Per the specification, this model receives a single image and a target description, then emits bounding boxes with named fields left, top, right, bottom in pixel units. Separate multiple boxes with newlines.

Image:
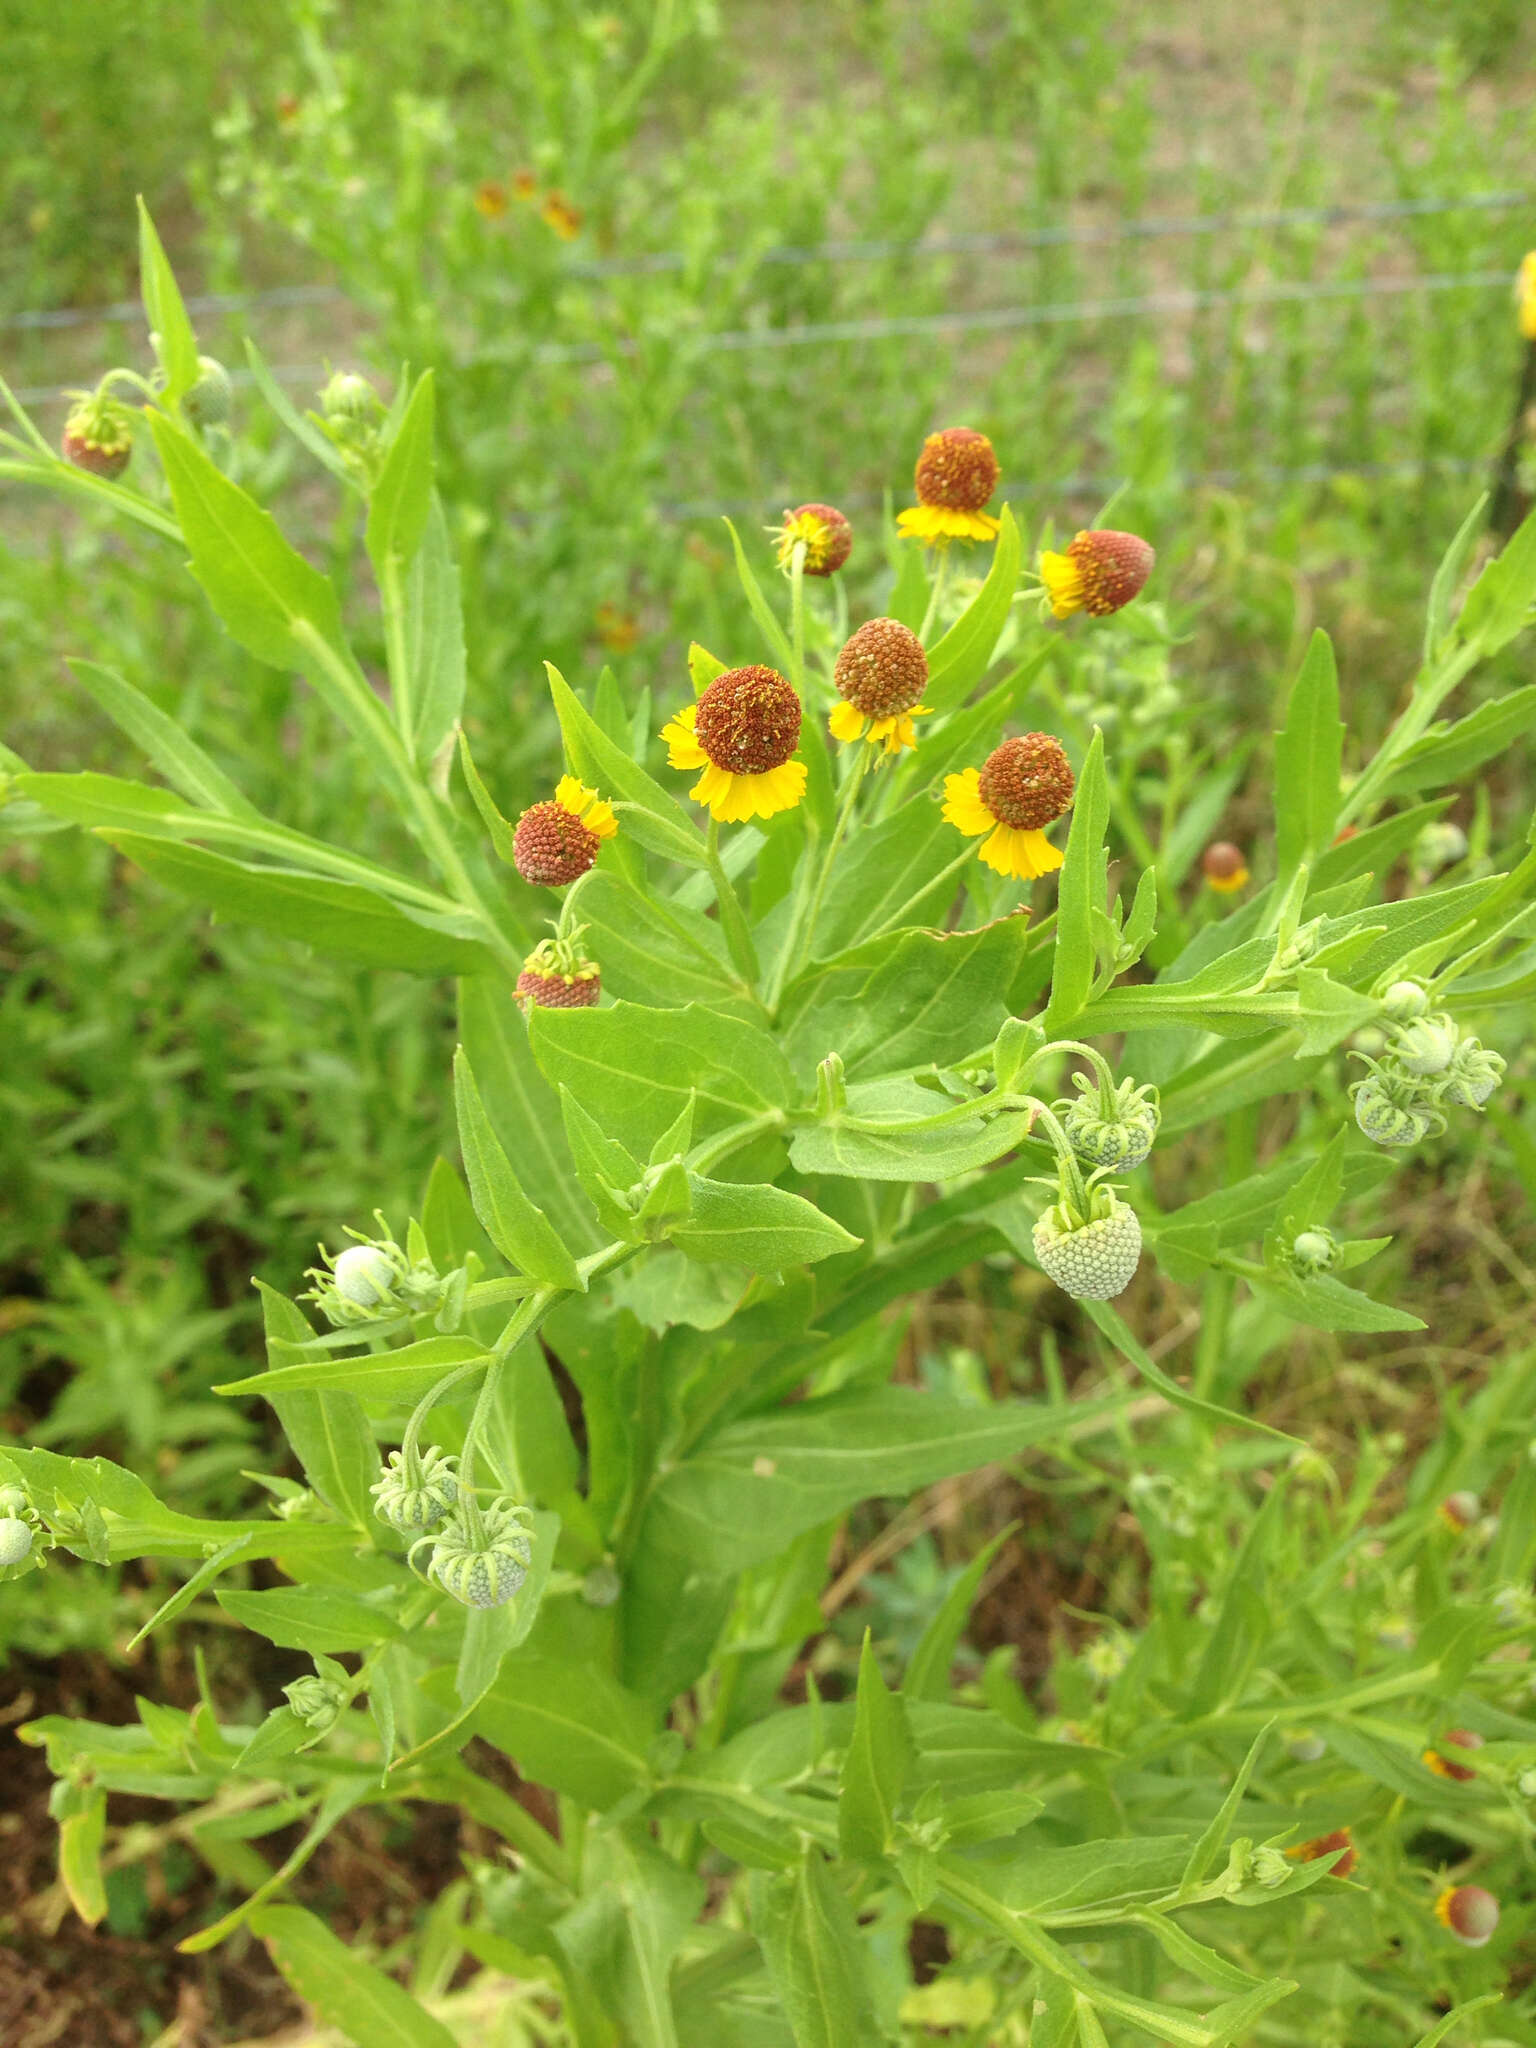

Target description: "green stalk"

left=918, top=545, right=952, bottom=643
left=770, top=746, right=870, bottom=1003
left=704, top=817, right=761, bottom=984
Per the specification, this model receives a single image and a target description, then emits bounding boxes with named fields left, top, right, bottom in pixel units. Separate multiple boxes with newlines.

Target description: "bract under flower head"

left=773, top=502, right=853, bottom=576
left=512, top=775, right=617, bottom=887
left=830, top=618, right=931, bottom=754
left=943, top=734, right=1074, bottom=879
left=1201, top=840, right=1250, bottom=892
left=1040, top=529, right=1155, bottom=619
left=371, top=1445, right=460, bottom=1532
left=897, top=427, right=1001, bottom=544
left=421, top=1497, right=536, bottom=1609
left=662, top=665, right=807, bottom=823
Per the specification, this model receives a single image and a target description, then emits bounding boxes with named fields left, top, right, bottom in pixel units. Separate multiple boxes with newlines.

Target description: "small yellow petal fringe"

left=941, top=769, right=994, bottom=836
left=1039, top=549, right=1086, bottom=619
left=829, top=700, right=929, bottom=755
left=661, top=704, right=709, bottom=770
left=896, top=503, right=1000, bottom=545
left=942, top=768, right=1062, bottom=879
left=555, top=773, right=618, bottom=840
left=1206, top=864, right=1250, bottom=894
left=689, top=758, right=807, bottom=824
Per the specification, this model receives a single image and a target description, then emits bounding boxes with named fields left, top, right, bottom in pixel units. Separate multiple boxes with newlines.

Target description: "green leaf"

left=217, top=1335, right=491, bottom=1403
left=137, top=199, right=201, bottom=402
left=577, top=870, right=748, bottom=1012
left=67, top=660, right=261, bottom=819
left=244, top=336, right=354, bottom=483
left=528, top=1000, right=795, bottom=1159
left=923, top=505, right=1024, bottom=710
left=453, top=1049, right=583, bottom=1290
left=546, top=662, right=704, bottom=865
left=257, top=1281, right=378, bottom=1528
left=1424, top=496, right=1489, bottom=661
left=723, top=520, right=795, bottom=673
left=560, top=1088, right=644, bottom=1240
left=887, top=540, right=930, bottom=631
left=146, top=414, right=350, bottom=673
left=1409, top=1996, right=1502, bottom=2048
left=1244, top=1269, right=1425, bottom=1334
left=688, top=641, right=728, bottom=693
left=253, top=1904, right=457, bottom=2048
left=458, top=978, right=601, bottom=1256
left=99, top=833, right=495, bottom=975
left=404, top=496, right=468, bottom=763
left=579, top=1833, right=706, bottom=2048
left=638, top=1384, right=1121, bottom=1576
left=750, top=1856, right=886, bottom=2048
left=1178, top=1724, right=1272, bottom=1893
left=473, top=1655, right=655, bottom=1808
left=807, top=796, right=958, bottom=956
left=906, top=1522, right=1019, bottom=1702
left=790, top=1101, right=1031, bottom=1181
left=671, top=1175, right=860, bottom=1270
left=1459, top=502, right=1536, bottom=655
left=59, top=1787, right=108, bottom=1926
left=1274, top=630, right=1343, bottom=879
left=1381, top=685, right=1536, bottom=796
left=366, top=370, right=435, bottom=580
left=1044, top=729, right=1110, bottom=1031
left=838, top=1632, right=915, bottom=1859
left=456, top=730, right=519, bottom=865
left=218, top=1585, right=403, bottom=1653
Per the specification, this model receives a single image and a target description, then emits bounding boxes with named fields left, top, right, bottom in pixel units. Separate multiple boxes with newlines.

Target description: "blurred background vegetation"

left=1, top=0, right=1533, bottom=1656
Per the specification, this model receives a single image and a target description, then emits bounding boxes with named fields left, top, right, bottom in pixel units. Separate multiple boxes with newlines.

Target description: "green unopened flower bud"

left=284, top=1674, right=347, bottom=1731
left=371, top=1445, right=459, bottom=1533
left=0, top=1517, right=34, bottom=1566
left=1285, top=1730, right=1327, bottom=1763
left=274, top=1489, right=328, bottom=1522
left=1033, top=1182, right=1142, bottom=1300
left=421, top=1497, right=534, bottom=1608
left=1084, top=1637, right=1127, bottom=1684
left=1288, top=1227, right=1338, bottom=1276
left=184, top=355, right=233, bottom=427
left=1060, top=1072, right=1161, bottom=1171
left=1390, top=1013, right=1459, bottom=1077
left=1381, top=979, right=1429, bottom=1023
left=1439, top=1036, right=1504, bottom=1110
left=306, top=1227, right=447, bottom=1328
left=333, top=1244, right=397, bottom=1307
left=1517, top=1766, right=1536, bottom=1800
left=581, top=1563, right=622, bottom=1607
left=320, top=370, right=383, bottom=423
left=1352, top=1071, right=1443, bottom=1148
left=1276, top=917, right=1324, bottom=972
left=0, top=1485, right=29, bottom=1517
left=1251, top=1846, right=1292, bottom=1888
left=1412, top=819, right=1467, bottom=880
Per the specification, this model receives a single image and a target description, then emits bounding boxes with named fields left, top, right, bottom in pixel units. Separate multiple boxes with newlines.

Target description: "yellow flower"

left=1517, top=252, right=1536, bottom=341
left=1200, top=841, right=1249, bottom=893
left=896, top=427, right=1001, bottom=546
left=540, top=190, right=583, bottom=241
left=942, top=734, right=1075, bottom=879
left=830, top=617, right=930, bottom=755
left=555, top=774, right=617, bottom=839
left=474, top=180, right=510, bottom=220
left=662, top=667, right=807, bottom=824
left=1039, top=529, right=1156, bottom=619
left=512, top=777, right=617, bottom=887
left=771, top=502, right=853, bottom=576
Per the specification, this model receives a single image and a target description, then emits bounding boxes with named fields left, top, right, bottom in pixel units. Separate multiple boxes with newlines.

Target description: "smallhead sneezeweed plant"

left=2, top=209, right=1535, bottom=2048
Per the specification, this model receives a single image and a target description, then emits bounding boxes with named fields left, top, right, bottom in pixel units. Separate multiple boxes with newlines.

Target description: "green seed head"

left=1060, top=1072, right=1160, bottom=1171
left=0, top=1517, right=34, bottom=1566
left=1033, top=1184, right=1142, bottom=1300
left=371, top=1446, right=460, bottom=1533
left=424, top=1498, right=535, bottom=1609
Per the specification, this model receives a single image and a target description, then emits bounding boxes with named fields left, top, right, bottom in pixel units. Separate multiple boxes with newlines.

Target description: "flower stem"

left=918, top=546, right=952, bottom=644
left=782, top=745, right=871, bottom=989
left=789, top=539, right=808, bottom=692
left=705, top=817, right=761, bottom=984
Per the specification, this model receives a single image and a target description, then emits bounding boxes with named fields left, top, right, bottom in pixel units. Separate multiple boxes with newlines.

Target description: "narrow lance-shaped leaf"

left=253, top=1904, right=457, bottom=2048
left=1044, top=727, right=1109, bottom=1032
left=137, top=198, right=201, bottom=402
left=67, top=660, right=262, bottom=820
left=366, top=369, right=436, bottom=582
left=838, top=1631, right=915, bottom=1860
left=1274, top=629, right=1343, bottom=879
left=453, top=1047, right=584, bottom=1291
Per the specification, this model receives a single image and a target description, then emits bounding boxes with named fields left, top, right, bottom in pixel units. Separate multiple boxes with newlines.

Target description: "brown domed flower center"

left=914, top=428, right=1000, bottom=512
left=1066, top=529, right=1155, bottom=615
left=977, top=734, right=1075, bottom=830
left=512, top=801, right=600, bottom=886
left=693, top=665, right=802, bottom=773
left=833, top=617, right=929, bottom=718
left=779, top=502, right=853, bottom=576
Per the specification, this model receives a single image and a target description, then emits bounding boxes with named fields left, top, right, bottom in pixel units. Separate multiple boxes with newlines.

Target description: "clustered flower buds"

left=1033, top=1176, right=1142, bottom=1300
left=1350, top=1007, right=1505, bottom=1152
left=61, top=390, right=135, bottom=479
left=284, top=1673, right=347, bottom=1732
left=417, top=1496, right=535, bottom=1609
left=1059, top=1071, right=1161, bottom=1172
left=516, top=932, right=602, bottom=1010
left=305, top=1225, right=450, bottom=1327
left=371, top=1445, right=460, bottom=1532
left=315, top=370, right=387, bottom=481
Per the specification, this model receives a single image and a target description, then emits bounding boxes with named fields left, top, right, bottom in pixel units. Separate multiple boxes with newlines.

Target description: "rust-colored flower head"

left=474, top=179, right=510, bottom=219
left=512, top=775, right=617, bottom=887
left=1287, top=1828, right=1357, bottom=1879
left=540, top=190, right=583, bottom=240
left=898, top=428, right=1001, bottom=545
left=1436, top=1884, right=1500, bottom=1947
left=1440, top=1490, right=1481, bottom=1533
left=773, top=502, right=853, bottom=577
left=943, top=734, right=1075, bottom=879
left=662, top=665, right=806, bottom=824
left=1202, top=840, right=1250, bottom=893
left=512, top=168, right=539, bottom=202
left=516, top=932, right=601, bottom=1010
left=61, top=391, right=134, bottom=479
left=1040, top=529, right=1156, bottom=619
left=1424, top=1729, right=1484, bottom=1782
left=830, top=618, right=930, bottom=755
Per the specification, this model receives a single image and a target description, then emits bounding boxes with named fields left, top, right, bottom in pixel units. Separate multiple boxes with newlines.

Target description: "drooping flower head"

left=1201, top=841, right=1250, bottom=893
left=512, top=775, right=617, bottom=887
left=943, top=733, right=1074, bottom=879
left=896, top=427, right=1001, bottom=545
left=773, top=502, right=853, bottom=577
left=1287, top=1828, right=1357, bottom=1879
left=61, top=390, right=135, bottom=479
left=1040, top=529, right=1155, bottom=619
left=1436, top=1884, right=1500, bottom=1947
left=418, top=1497, right=536, bottom=1609
left=1440, top=1490, right=1481, bottom=1533
left=661, top=664, right=807, bottom=823
left=372, top=1445, right=460, bottom=1533
left=830, top=618, right=930, bottom=754
left=1033, top=1181, right=1142, bottom=1300
left=516, top=932, right=602, bottom=1010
